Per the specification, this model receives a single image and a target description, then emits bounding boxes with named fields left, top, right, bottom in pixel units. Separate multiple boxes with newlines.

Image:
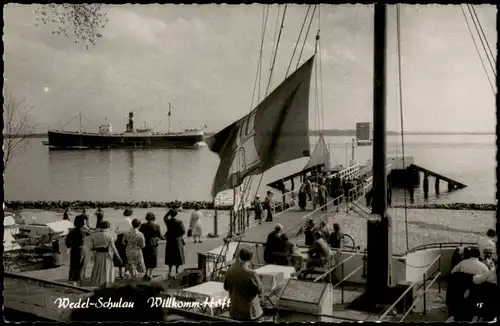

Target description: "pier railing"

left=271, top=188, right=299, bottom=214
left=378, top=254, right=442, bottom=322
left=285, top=194, right=345, bottom=237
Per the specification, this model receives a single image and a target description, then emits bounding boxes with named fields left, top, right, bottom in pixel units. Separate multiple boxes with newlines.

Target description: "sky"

left=4, top=4, right=497, bottom=133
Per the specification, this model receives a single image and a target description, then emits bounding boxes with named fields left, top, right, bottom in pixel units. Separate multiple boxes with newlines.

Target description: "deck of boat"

left=7, top=190, right=452, bottom=322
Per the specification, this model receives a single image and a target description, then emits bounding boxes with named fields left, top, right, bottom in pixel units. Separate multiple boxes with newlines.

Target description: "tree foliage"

left=3, top=92, right=36, bottom=170
left=35, top=4, right=108, bottom=49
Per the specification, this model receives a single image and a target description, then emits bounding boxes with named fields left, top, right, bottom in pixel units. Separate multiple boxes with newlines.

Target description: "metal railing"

left=271, top=188, right=300, bottom=214
left=331, top=164, right=360, bottom=179
left=285, top=194, right=344, bottom=236
left=313, top=249, right=362, bottom=282
left=399, top=271, right=442, bottom=322
left=310, top=249, right=364, bottom=305
left=332, top=264, right=364, bottom=304
left=378, top=254, right=443, bottom=321
left=405, top=241, right=477, bottom=255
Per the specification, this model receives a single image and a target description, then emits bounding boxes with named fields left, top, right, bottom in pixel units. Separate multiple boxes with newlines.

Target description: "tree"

left=35, top=4, right=108, bottom=50
left=3, top=92, right=36, bottom=170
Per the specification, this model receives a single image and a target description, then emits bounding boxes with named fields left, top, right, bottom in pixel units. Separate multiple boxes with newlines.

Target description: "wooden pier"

left=408, top=164, right=467, bottom=200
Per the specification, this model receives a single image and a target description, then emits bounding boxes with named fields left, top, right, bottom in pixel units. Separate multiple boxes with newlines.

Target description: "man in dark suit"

left=224, top=248, right=263, bottom=321
left=264, top=224, right=283, bottom=264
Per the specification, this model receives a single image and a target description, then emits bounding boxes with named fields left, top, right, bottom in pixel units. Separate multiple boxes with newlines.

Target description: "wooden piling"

left=409, top=164, right=467, bottom=189
left=448, top=182, right=453, bottom=192
left=409, top=186, right=415, bottom=204
left=423, top=173, right=429, bottom=200
left=435, top=178, right=440, bottom=196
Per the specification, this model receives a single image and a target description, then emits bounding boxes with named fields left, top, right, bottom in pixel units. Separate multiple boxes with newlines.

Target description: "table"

left=255, top=265, right=297, bottom=308
left=179, top=281, right=230, bottom=316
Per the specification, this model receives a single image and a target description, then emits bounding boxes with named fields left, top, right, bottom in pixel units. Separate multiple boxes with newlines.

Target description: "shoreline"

left=4, top=200, right=233, bottom=211
left=392, top=203, right=496, bottom=211
left=4, top=200, right=496, bottom=212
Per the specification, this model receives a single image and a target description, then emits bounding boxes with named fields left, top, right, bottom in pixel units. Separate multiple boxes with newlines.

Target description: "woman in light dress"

left=123, top=218, right=146, bottom=279
left=189, top=204, right=203, bottom=243
left=90, top=220, right=122, bottom=287
left=311, top=182, right=319, bottom=210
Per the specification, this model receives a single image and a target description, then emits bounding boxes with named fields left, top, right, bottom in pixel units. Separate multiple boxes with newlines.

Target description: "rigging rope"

left=238, top=4, right=286, bottom=217
left=250, top=5, right=270, bottom=112
left=285, top=5, right=311, bottom=78
left=396, top=4, right=409, bottom=252
left=314, top=33, right=320, bottom=141
left=266, top=4, right=288, bottom=95
left=466, top=4, right=496, bottom=78
left=296, top=5, right=318, bottom=70
left=460, top=5, right=496, bottom=95
left=252, top=5, right=288, bottom=202
left=317, top=5, right=325, bottom=134
left=58, top=115, right=78, bottom=130
left=238, top=4, right=270, bottom=210
left=257, top=6, right=270, bottom=104
left=469, top=4, right=496, bottom=66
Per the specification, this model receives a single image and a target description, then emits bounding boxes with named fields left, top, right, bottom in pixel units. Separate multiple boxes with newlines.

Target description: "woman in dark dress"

left=298, top=184, right=307, bottom=210
left=139, top=212, right=163, bottom=281
left=304, top=219, right=316, bottom=246
left=114, top=232, right=127, bottom=279
left=164, top=208, right=186, bottom=279
left=65, top=215, right=90, bottom=286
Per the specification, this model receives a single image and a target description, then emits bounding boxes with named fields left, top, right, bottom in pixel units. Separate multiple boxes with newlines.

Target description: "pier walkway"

left=409, top=164, right=467, bottom=190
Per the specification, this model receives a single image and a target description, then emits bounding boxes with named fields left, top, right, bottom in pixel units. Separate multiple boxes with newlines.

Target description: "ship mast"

left=78, top=111, right=82, bottom=133
left=352, top=3, right=393, bottom=312
left=367, top=1, right=393, bottom=304
left=168, top=102, right=172, bottom=134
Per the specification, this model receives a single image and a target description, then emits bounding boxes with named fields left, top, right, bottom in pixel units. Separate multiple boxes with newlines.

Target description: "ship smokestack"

left=127, top=112, right=134, bottom=132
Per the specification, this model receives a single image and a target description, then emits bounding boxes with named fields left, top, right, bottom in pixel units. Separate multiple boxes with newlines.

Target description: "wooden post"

left=213, top=197, right=219, bottom=237
left=448, top=182, right=453, bottom=192
left=435, top=178, right=440, bottom=197
left=423, top=173, right=429, bottom=200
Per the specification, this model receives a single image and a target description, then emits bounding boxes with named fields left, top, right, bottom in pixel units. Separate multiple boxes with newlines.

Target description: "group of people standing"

left=447, top=228, right=497, bottom=321
left=253, top=191, right=275, bottom=224
left=64, top=205, right=205, bottom=287
left=298, top=178, right=329, bottom=211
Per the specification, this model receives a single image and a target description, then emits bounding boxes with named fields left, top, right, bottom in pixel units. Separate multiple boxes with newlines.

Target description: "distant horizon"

left=7, top=129, right=496, bottom=138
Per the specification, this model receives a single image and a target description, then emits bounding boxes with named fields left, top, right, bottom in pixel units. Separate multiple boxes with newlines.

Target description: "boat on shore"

left=44, top=105, right=205, bottom=150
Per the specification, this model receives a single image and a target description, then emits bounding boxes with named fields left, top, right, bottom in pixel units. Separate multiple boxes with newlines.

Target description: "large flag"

left=303, top=135, right=331, bottom=171
left=207, top=56, right=315, bottom=197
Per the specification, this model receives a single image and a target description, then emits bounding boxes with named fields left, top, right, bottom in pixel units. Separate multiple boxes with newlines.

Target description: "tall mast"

left=78, top=112, right=82, bottom=133
left=365, top=2, right=393, bottom=308
left=168, top=102, right=172, bottom=134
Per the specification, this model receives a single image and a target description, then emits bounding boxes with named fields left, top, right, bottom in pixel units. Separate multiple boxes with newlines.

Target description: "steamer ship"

left=44, top=105, right=204, bottom=149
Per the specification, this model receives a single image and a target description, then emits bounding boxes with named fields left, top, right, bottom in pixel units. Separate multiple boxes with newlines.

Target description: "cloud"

left=3, top=4, right=497, bottom=134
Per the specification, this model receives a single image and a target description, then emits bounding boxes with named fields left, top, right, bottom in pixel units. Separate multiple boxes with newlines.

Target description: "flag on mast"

left=207, top=56, right=315, bottom=197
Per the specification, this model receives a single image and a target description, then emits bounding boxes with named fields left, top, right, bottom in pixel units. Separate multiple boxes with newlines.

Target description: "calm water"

left=4, top=135, right=495, bottom=205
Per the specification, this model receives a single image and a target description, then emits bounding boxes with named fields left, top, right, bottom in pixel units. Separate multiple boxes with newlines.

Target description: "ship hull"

left=46, top=131, right=204, bottom=149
